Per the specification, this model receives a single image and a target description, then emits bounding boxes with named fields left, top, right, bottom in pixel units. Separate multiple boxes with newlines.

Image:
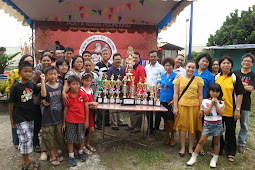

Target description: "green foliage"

left=0, top=52, right=20, bottom=67
left=185, top=51, right=201, bottom=61
left=0, top=80, right=7, bottom=95
left=207, top=5, right=255, bottom=46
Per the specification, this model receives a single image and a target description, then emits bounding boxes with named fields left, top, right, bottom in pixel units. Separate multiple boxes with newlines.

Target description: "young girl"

left=80, top=73, right=98, bottom=154
left=56, top=58, right=69, bottom=85
left=187, top=83, right=225, bottom=168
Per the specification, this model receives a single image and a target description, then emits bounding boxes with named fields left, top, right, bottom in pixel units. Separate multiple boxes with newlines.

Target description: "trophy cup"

left=136, top=77, right=143, bottom=105
left=130, top=76, right=135, bottom=99
left=109, top=74, right=116, bottom=104
left=103, top=74, right=109, bottom=104
left=142, top=78, right=148, bottom=105
left=122, top=76, right=135, bottom=105
left=155, top=74, right=161, bottom=106
left=149, top=85, right=155, bottom=106
left=97, top=71, right=104, bottom=103
left=115, top=75, right=122, bottom=104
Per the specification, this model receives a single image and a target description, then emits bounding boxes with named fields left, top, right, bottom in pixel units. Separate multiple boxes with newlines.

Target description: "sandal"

left=170, top=138, right=176, bottom=147
left=86, top=145, right=96, bottom=152
left=15, top=145, right=19, bottom=150
left=228, top=155, right=235, bottom=162
left=50, top=159, right=60, bottom=166
left=165, top=136, right=170, bottom=145
left=83, top=147, right=92, bottom=155
left=22, top=161, right=40, bottom=170
left=34, top=146, right=41, bottom=153
left=56, top=156, right=64, bottom=162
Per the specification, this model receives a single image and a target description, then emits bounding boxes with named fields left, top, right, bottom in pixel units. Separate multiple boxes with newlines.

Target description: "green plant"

left=0, top=52, right=20, bottom=74
left=185, top=51, right=201, bottom=61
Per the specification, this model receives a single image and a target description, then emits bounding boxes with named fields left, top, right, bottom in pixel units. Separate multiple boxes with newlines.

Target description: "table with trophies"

left=95, top=54, right=167, bottom=147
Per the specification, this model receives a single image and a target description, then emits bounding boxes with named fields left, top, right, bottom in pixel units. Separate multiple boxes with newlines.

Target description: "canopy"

left=0, top=0, right=190, bottom=32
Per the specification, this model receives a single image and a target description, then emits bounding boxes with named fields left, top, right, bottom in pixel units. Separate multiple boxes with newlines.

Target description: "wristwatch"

left=236, top=108, right=240, bottom=111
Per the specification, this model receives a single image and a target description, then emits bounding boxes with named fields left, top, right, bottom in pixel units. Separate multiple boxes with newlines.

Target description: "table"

left=96, top=104, right=168, bottom=147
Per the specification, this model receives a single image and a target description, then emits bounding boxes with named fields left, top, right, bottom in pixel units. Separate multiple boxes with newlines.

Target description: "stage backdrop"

left=35, top=21, right=157, bottom=63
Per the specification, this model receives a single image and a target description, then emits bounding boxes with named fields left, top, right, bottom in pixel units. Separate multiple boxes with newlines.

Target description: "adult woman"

left=173, top=60, right=204, bottom=157
left=215, top=56, right=245, bottom=162
left=32, top=54, right=52, bottom=153
left=56, top=58, right=69, bottom=85
left=6, top=54, right=34, bottom=149
left=157, top=58, right=177, bottom=146
left=211, top=59, right=220, bottom=76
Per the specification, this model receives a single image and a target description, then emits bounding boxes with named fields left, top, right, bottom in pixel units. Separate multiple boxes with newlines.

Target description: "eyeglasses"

left=242, top=60, right=252, bottom=63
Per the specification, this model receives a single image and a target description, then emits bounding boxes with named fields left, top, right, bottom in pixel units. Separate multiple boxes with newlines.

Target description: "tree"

left=0, top=51, right=20, bottom=74
left=185, top=51, right=201, bottom=61
left=207, top=5, right=255, bottom=46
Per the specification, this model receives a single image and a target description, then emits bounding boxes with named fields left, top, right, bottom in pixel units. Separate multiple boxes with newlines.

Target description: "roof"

left=0, top=0, right=190, bottom=32
left=207, top=44, right=255, bottom=50
left=159, top=42, right=184, bottom=50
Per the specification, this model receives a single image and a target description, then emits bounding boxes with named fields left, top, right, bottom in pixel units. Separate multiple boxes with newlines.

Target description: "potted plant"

left=0, top=50, right=20, bottom=74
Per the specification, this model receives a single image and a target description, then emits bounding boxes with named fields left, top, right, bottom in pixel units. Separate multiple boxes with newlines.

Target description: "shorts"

left=202, top=121, right=223, bottom=136
left=16, top=121, right=34, bottom=154
left=41, top=123, right=65, bottom=151
left=159, top=102, right=174, bottom=121
left=64, top=122, right=85, bottom=144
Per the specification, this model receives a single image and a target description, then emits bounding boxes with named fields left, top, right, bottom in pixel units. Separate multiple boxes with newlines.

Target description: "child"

left=81, top=73, right=99, bottom=154
left=40, top=66, right=65, bottom=166
left=62, top=75, right=89, bottom=167
left=187, top=83, right=225, bottom=168
left=9, top=61, right=40, bottom=170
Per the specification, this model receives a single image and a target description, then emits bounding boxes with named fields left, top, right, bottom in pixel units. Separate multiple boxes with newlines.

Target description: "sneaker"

left=187, top=153, right=198, bottom=166
left=40, top=152, right=47, bottom=161
left=238, top=146, right=245, bottom=153
left=210, top=155, right=219, bottom=168
left=78, top=153, right=86, bottom=162
left=68, top=157, right=76, bottom=166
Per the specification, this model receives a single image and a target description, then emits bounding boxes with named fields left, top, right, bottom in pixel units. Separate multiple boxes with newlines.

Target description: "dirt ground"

left=1, top=101, right=255, bottom=170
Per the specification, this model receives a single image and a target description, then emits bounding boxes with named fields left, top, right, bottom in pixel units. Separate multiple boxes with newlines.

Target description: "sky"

left=0, top=0, right=255, bottom=48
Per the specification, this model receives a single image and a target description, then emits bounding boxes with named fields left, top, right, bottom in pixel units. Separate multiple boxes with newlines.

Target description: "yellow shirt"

left=215, top=75, right=234, bottom=117
left=6, top=69, right=21, bottom=93
left=173, top=76, right=204, bottom=107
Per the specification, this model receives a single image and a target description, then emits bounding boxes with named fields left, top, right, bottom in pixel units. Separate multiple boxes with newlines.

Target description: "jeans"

left=238, top=110, right=250, bottom=147
left=33, top=105, right=41, bottom=147
left=12, top=128, right=19, bottom=145
left=96, top=109, right=110, bottom=127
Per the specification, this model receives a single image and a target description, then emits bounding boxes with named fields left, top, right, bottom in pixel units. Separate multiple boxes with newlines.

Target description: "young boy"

left=9, top=61, right=40, bottom=170
left=62, top=75, right=89, bottom=167
left=40, top=66, right=65, bottom=166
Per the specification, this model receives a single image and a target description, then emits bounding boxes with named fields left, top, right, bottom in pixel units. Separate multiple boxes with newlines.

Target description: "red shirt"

left=128, top=64, right=146, bottom=95
left=64, top=89, right=89, bottom=123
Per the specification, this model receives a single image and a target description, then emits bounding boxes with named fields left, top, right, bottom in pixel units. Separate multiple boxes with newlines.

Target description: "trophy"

left=155, top=74, right=161, bottom=106
left=149, top=85, right=155, bottom=106
left=130, top=76, right=135, bottom=99
left=109, top=74, right=116, bottom=104
left=115, top=75, right=122, bottom=104
left=122, top=76, right=128, bottom=99
left=122, top=76, right=135, bottom=105
left=97, top=71, right=104, bottom=103
left=142, top=78, right=148, bottom=105
left=136, top=77, right=143, bottom=105
left=103, top=74, right=109, bottom=104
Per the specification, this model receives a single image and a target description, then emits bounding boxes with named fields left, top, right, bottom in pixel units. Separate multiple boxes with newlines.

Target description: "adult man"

left=107, top=53, right=128, bottom=130
left=145, top=50, right=165, bottom=133
left=51, top=50, right=63, bottom=66
left=64, top=47, right=74, bottom=64
left=127, top=52, right=146, bottom=133
left=55, top=41, right=65, bottom=50
left=94, top=48, right=112, bottom=129
left=0, top=47, right=6, bottom=55
left=82, top=51, right=92, bottom=61
left=233, top=53, right=255, bottom=153
left=173, top=54, right=186, bottom=75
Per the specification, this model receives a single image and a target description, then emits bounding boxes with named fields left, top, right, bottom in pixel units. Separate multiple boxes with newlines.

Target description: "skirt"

left=174, top=105, right=202, bottom=133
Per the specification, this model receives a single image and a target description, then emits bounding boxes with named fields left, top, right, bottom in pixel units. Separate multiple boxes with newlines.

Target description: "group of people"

left=7, top=46, right=255, bottom=169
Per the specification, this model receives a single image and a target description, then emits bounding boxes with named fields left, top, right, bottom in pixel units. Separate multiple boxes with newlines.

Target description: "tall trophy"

left=142, top=78, right=148, bottom=105
left=155, top=74, right=161, bottom=106
left=148, top=85, right=155, bottom=106
left=136, top=77, right=143, bottom=105
left=103, top=74, right=109, bottom=104
left=109, top=74, right=116, bottom=104
left=97, top=71, right=104, bottom=103
left=115, top=75, right=122, bottom=104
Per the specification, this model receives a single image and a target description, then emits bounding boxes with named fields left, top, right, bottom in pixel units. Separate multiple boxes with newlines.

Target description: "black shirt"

left=233, top=69, right=255, bottom=111
left=9, top=82, right=40, bottom=124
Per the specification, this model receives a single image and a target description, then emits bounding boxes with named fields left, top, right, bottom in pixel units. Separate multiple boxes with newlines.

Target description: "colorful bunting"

left=139, top=0, right=144, bottom=6
left=80, top=13, right=84, bottom=19
left=98, top=10, right=102, bottom=16
left=108, top=14, right=112, bottom=20
left=58, top=0, right=64, bottom=3
left=118, top=16, right=122, bottom=22
left=85, top=8, right=90, bottom=13
left=110, top=7, right=114, bottom=14
left=133, top=1, right=140, bottom=6
left=58, top=16, right=62, bottom=22
left=116, top=6, right=120, bottom=13
left=85, top=12, right=90, bottom=18
left=72, top=3, right=76, bottom=9
left=113, top=15, right=118, bottom=21
left=79, top=6, right=84, bottom=11
left=63, top=16, right=67, bottom=21
left=121, top=4, right=125, bottom=11
left=55, top=17, right=58, bottom=22
left=65, top=1, right=70, bottom=6
left=126, top=3, right=131, bottom=10
left=103, top=8, right=108, bottom=13
left=74, top=14, right=78, bottom=20
left=146, top=0, right=151, bottom=3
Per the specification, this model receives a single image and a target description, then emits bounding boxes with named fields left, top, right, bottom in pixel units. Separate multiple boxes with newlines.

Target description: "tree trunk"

left=0, top=66, right=5, bottom=74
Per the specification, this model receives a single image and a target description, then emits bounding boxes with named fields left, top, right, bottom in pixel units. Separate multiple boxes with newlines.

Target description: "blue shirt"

left=159, top=72, right=177, bottom=102
left=194, top=68, right=215, bottom=98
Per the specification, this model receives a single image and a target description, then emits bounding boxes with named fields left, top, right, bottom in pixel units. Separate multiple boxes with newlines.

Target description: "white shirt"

left=173, top=66, right=186, bottom=75
left=145, top=61, right=165, bottom=88
left=202, top=99, right=225, bottom=121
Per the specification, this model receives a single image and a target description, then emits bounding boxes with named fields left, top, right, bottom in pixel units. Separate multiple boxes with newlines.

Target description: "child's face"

left=69, top=81, right=80, bottom=93
left=82, top=78, right=92, bottom=88
left=209, top=90, right=220, bottom=99
left=58, top=62, right=68, bottom=75
left=19, top=66, right=33, bottom=80
left=46, top=69, right=58, bottom=83
left=84, top=61, right=92, bottom=73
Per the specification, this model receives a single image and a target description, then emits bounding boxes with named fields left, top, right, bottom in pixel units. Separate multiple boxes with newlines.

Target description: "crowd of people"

left=7, top=47, right=255, bottom=169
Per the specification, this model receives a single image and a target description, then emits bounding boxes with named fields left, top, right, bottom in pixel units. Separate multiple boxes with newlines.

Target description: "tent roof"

left=206, top=44, right=255, bottom=50
left=0, top=0, right=190, bottom=32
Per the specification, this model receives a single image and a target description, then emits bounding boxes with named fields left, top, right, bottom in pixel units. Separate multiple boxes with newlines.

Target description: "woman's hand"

left=168, top=100, right=174, bottom=106
left=199, top=110, right=204, bottom=119
left=173, top=106, right=178, bottom=116
left=62, top=92, right=69, bottom=105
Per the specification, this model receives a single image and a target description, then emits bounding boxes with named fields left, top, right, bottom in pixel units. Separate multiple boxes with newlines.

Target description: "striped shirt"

left=94, top=61, right=112, bottom=76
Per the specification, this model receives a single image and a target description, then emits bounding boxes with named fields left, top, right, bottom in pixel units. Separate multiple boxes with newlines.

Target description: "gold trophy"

left=136, top=77, right=143, bottom=105
left=142, top=78, right=148, bottom=105
left=149, top=85, right=155, bottom=106
left=115, top=75, right=122, bottom=104
left=103, top=74, right=109, bottom=104
left=122, top=76, right=128, bottom=99
left=109, top=74, right=116, bottom=104
left=155, top=74, right=161, bottom=106
left=130, top=76, right=135, bottom=99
